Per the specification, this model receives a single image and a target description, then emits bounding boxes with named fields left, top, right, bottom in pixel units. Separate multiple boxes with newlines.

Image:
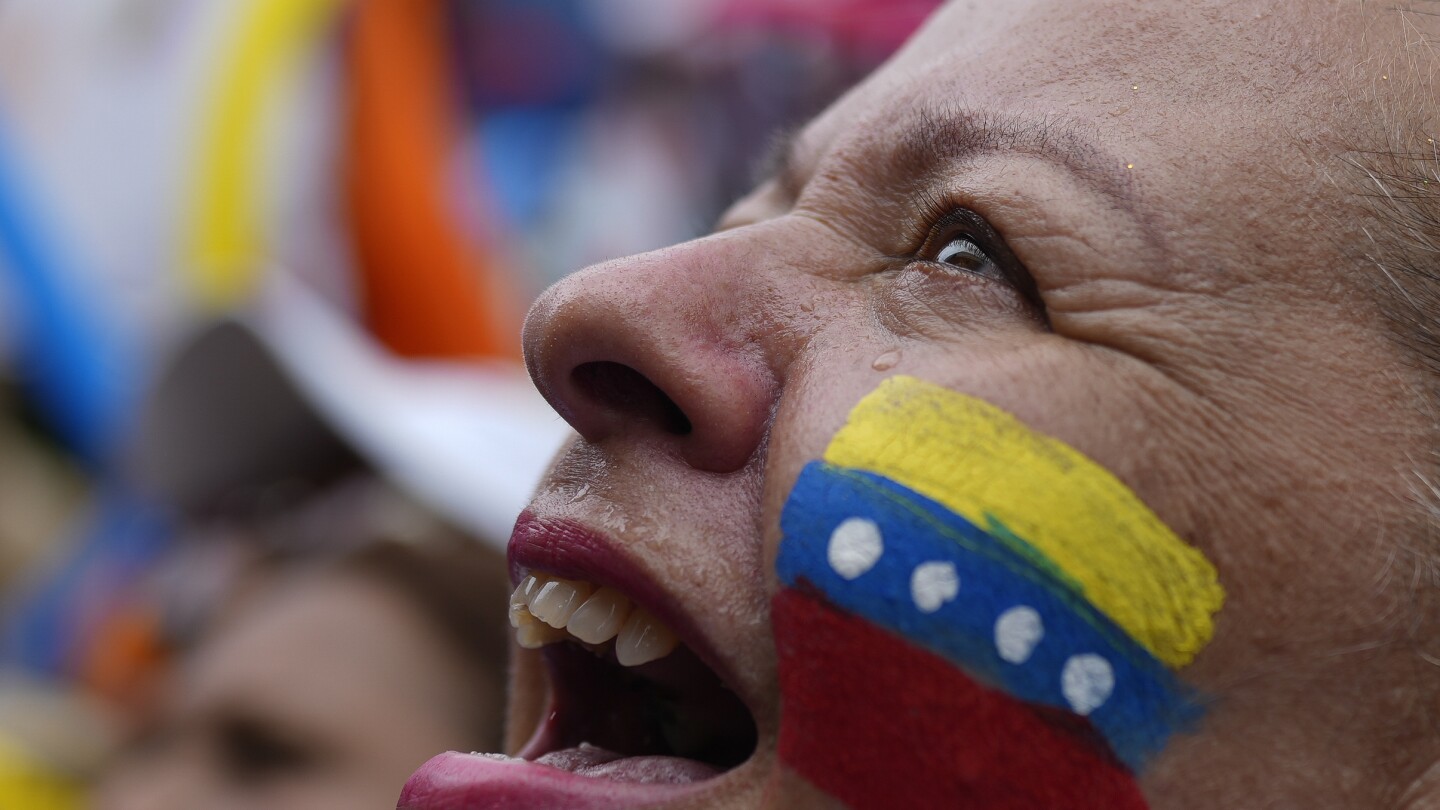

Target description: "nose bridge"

left=523, top=227, right=805, bottom=473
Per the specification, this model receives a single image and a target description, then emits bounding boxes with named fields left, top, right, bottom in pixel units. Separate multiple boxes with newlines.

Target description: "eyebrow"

left=765, top=104, right=1140, bottom=217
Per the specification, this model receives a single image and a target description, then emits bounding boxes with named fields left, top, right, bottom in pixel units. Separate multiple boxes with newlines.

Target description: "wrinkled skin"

left=518, top=1, right=1440, bottom=807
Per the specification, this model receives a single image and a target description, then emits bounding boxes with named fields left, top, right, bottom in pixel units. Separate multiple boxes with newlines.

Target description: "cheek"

left=758, top=361, right=894, bottom=575
left=875, top=266, right=1040, bottom=340
left=758, top=338, right=1046, bottom=582
left=762, top=762, right=852, bottom=808
left=765, top=375, right=1224, bottom=809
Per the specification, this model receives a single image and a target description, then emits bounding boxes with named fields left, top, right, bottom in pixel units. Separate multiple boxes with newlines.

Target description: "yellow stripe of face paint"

left=824, top=376, right=1224, bottom=668
left=189, top=0, right=345, bottom=307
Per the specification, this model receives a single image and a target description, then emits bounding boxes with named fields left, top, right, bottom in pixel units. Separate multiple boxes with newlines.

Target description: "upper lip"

left=507, top=510, right=756, bottom=726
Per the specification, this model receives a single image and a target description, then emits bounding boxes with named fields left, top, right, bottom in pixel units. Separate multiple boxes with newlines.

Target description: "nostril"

left=571, top=361, right=693, bottom=437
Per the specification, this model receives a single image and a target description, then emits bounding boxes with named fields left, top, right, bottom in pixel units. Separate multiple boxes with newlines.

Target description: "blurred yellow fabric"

left=0, top=734, right=83, bottom=810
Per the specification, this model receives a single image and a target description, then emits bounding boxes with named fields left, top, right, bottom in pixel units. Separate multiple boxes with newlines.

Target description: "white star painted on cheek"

left=1061, top=653, right=1115, bottom=715
left=827, top=517, right=883, bottom=580
left=910, top=561, right=960, bottom=613
left=994, top=605, right=1045, bottom=665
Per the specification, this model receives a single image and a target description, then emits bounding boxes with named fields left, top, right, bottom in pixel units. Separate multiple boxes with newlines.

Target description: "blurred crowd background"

left=0, top=0, right=939, bottom=806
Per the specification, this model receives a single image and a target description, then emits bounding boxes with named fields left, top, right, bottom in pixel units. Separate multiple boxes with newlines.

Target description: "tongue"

left=535, top=744, right=720, bottom=784
left=399, top=751, right=712, bottom=810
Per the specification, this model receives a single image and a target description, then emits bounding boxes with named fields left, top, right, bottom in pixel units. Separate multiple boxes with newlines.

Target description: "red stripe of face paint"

left=773, top=587, right=1150, bottom=810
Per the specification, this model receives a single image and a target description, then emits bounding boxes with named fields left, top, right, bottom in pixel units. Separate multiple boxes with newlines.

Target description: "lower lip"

left=398, top=752, right=707, bottom=810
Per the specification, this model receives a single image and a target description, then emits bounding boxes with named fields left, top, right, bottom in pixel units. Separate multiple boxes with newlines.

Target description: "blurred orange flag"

left=345, top=0, right=523, bottom=361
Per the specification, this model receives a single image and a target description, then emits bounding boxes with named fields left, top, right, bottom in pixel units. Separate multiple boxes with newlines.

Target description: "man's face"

left=403, top=1, right=1439, bottom=808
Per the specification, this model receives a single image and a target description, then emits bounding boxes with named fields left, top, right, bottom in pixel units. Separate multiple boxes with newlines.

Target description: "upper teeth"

left=509, top=573, right=680, bottom=666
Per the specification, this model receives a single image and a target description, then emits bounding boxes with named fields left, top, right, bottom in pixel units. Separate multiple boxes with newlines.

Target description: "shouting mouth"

left=398, top=513, right=762, bottom=810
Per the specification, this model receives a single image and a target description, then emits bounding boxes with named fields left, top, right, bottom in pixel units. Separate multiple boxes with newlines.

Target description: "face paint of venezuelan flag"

left=772, top=376, right=1225, bottom=809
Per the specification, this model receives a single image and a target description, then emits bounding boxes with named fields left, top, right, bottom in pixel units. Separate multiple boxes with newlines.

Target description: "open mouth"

left=510, top=572, right=759, bottom=783
left=399, top=535, right=761, bottom=810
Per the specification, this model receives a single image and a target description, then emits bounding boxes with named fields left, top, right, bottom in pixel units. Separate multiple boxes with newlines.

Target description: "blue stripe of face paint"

left=776, top=462, right=1206, bottom=770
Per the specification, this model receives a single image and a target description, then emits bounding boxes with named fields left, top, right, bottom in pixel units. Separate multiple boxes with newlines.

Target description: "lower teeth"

left=470, top=752, right=525, bottom=763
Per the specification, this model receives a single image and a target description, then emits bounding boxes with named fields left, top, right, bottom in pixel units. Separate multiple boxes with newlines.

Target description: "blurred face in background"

left=400, top=1, right=1440, bottom=809
left=93, top=567, right=501, bottom=810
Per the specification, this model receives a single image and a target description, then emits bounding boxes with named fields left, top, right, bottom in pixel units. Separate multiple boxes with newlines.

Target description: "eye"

left=218, top=716, right=320, bottom=785
left=933, top=236, right=1005, bottom=282
left=909, top=205, right=1048, bottom=324
left=912, top=206, right=1016, bottom=286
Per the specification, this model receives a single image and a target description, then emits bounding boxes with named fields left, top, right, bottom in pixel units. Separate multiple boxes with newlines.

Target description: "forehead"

left=851, top=0, right=1365, bottom=124
left=182, top=575, right=453, bottom=719
left=794, top=0, right=1388, bottom=186
left=762, top=0, right=1418, bottom=302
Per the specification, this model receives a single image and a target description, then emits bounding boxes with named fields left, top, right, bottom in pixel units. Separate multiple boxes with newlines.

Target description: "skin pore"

left=514, top=1, right=1440, bottom=808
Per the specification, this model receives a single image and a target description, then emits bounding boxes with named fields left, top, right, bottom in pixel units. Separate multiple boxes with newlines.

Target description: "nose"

left=522, top=237, right=781, bottom=474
